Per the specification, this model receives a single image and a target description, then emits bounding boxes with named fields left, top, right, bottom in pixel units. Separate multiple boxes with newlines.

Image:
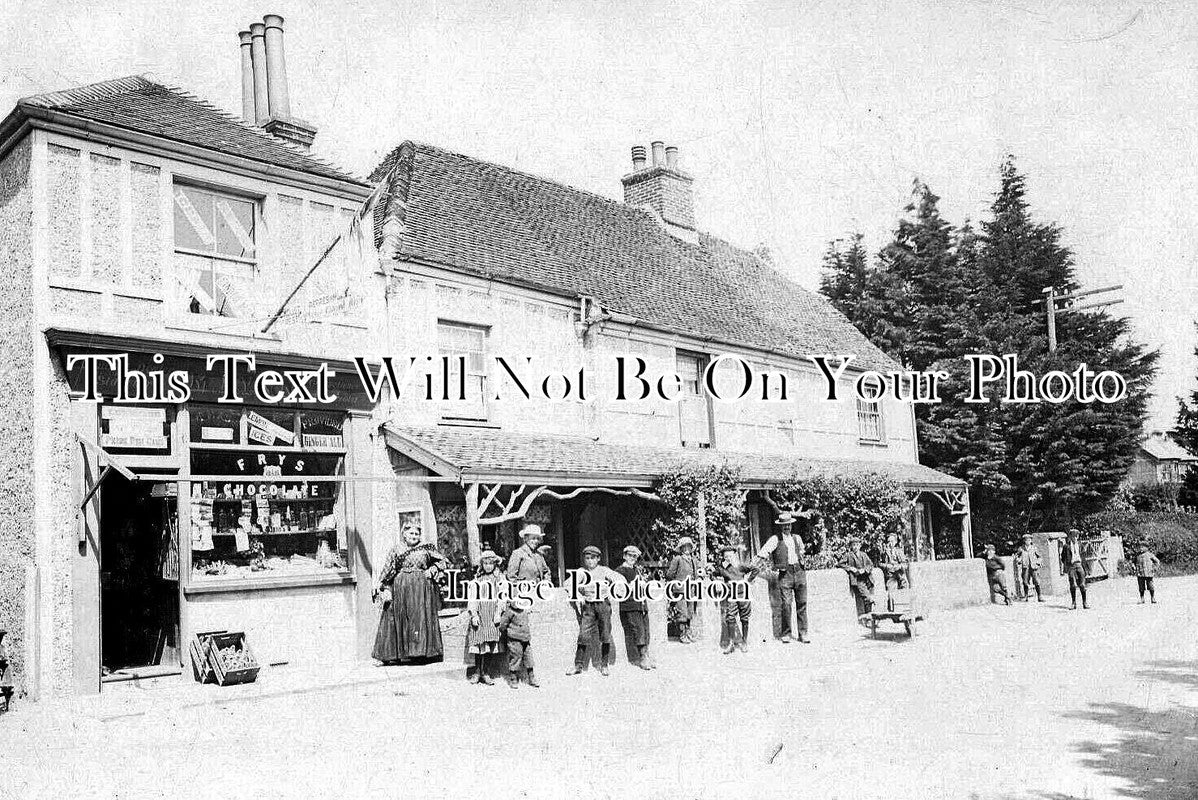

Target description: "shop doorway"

left=99, top=476, right=180, bottom=679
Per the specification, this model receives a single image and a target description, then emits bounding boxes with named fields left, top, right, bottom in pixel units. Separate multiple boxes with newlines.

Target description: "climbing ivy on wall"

left=653, top=464, right=745, bottom=561
left=770, top=472, right=910, bottom=569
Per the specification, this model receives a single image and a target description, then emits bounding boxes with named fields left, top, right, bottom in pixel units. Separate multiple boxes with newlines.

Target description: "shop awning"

left=382, top=424, right=967, bottom=491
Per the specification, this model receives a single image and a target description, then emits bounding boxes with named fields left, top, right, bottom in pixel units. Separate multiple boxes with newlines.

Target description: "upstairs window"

left=438, top=321, right=489, bottom=421
left=856, top=397, right=886, bottom=443
left=677, top=351, right=713, bottom=448
left=173, top=184, right=257, bottom=317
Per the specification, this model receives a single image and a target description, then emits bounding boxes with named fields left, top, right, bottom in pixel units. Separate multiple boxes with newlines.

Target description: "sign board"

left=245, top=411, right=295, bottom=445
left=101, top=406, right=168, bottom=450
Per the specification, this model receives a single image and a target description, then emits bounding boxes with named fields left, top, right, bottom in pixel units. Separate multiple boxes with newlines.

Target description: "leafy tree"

left=820, top=157, right=1157, bottom=549
left=1174, top=326, right=1198, bottom=506
left=819, top=233, right=908, bottom=361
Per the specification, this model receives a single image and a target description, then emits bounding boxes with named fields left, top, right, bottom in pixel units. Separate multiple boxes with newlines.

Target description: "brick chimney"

left=238, top=14, right=317, bottom=150
left=621, top=141, right=697, bottom=241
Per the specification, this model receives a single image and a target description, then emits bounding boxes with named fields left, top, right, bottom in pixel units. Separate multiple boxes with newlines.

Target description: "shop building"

left=0, top=19, right=971, bottom=701
left=0, top=16, right=391, bottom=699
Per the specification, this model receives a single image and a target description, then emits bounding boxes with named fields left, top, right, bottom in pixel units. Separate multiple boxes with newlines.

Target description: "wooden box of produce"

left=204, top=632, right=261, bottom=686
left=189, top=630, right=227, bottom=684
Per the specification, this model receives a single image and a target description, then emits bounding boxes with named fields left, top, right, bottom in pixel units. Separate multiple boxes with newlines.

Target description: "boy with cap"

left=715, top=544, right=754, bottom=654
left=497, top=595, right=537, bottom=688
left=1134, top=542, right=1160, bottom=604
left=464, top=550, right=505, bottom=684
left=756, top=511, right=823, bottom=643
left=1059, top=529, right=1089, bottom=610
left=614, top=545, right=653, bottom=669
left=665, top=537, right=702, bottom=644
left=1015, top=534, right=1043, bottom=602
left=566, top=545, right=616, bottom=676
left=983, top=544, right=1011, bottom=605
left=840, top=536, right=875, bottom=620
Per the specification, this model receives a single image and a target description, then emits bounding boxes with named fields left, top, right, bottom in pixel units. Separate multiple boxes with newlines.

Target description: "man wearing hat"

left=507, top=523, right=551, bottom=588
left=1014, top=533, right=1043, bottom=602
left=567, top=544, right=617, bottom=676
left=1059, top=529, right=1089, bottom=610
left=614, top=545, right=653, bottom=669
left=665, top=536, right=702, bottom=644
left=756, top=510, right=823, bottom=643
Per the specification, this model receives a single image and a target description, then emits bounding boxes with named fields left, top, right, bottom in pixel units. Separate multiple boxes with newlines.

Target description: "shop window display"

left=187, top=406, right=349, bottom=586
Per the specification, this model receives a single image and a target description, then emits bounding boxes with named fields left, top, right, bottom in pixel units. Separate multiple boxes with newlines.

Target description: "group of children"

left=463, top=549, right=537, bottom=688
left=982, top=529, right=1162, bottom=608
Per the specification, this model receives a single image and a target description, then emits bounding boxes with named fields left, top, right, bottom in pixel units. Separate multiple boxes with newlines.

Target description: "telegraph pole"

left=1041, top=284, right=1124, bottom=352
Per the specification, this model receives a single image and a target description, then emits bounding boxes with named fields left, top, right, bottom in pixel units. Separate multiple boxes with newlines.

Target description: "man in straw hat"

left=614, top=544, right=654, bottom=669
left=756, top=510, right=823, bottom=643
left=507, top=523, right=551, bottom=586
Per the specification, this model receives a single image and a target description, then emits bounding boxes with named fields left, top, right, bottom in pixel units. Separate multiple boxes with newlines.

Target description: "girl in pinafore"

left=373, top=520, right=447, bottom=664
left=464, top=549, right=505, bottom=684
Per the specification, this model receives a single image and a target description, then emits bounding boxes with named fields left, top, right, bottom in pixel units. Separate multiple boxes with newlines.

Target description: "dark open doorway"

left=100, top=476, right=180, bottom=678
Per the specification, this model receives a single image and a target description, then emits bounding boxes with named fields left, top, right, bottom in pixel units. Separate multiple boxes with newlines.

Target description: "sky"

left=2, top=0, right=1196, bottom=429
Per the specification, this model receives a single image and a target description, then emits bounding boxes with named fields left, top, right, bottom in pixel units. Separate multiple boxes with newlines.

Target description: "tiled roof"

left=1141, top=435, right=1198, bottom=462
left=385, top=424, right=965, bottom=488
left=372, top=142, right=898, bottom=371
left=18, top=76, right=366, bottom=186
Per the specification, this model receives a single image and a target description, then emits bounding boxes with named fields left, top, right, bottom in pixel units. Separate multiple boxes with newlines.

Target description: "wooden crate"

left=189, top=630, right=227, bottom=684
left=205, top=632, right=261, bottom=686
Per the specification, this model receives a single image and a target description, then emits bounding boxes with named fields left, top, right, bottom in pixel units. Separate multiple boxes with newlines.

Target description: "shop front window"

left=186, top=406, right=349, bottom=587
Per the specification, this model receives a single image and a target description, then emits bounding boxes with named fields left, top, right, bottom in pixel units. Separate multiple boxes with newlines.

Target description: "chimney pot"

left=238, top=31, right=255, bottom=123
left=249, top=22, right=270, bottom=125
left=262, top=14, right=291, bottom=120
left=650, top=141, right=665, bottom=167
left=631, top=145, right=647, bottom=171
left=665, top=145, right=679, bottom=170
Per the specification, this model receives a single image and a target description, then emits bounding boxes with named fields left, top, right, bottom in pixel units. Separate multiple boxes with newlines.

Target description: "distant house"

left=1127, top=432, right=1198, bottom=488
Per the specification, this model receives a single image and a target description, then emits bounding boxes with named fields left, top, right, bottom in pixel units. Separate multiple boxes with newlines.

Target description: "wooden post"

left=961, top=490, right=974, bottom=558
left=696, top=492, right=707, bottom=568
left=464, top=482, right=482, bottom=565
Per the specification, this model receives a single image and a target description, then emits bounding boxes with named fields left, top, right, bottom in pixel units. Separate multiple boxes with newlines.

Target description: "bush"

left=653, top=464, right=745, bottom=561
left=770, top=472, right=909, bottom=570
left=1121, top=512, right=1198, bottom=576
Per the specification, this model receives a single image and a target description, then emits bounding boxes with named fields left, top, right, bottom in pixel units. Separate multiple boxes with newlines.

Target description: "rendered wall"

left=0, top=137, right=36, bottom=697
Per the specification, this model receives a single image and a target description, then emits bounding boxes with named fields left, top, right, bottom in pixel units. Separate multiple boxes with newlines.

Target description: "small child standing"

left=715, top=545, right=753, bottom=654
left=464, top=550, right=505, bottom=685
left=498, top=595, right=538, bottom=688
left=1135, top=544, right=1161, bottom=604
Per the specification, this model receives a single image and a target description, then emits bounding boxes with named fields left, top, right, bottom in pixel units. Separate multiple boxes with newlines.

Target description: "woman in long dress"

left=373, top=521, right=446, bottom=664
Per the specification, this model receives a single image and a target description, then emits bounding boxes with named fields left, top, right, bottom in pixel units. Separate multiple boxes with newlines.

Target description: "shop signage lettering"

left=100, top=405, right=168, bottom=449
left=200, top=426, right=234, bottom=442
left=245, top=411, right=295, bottom=444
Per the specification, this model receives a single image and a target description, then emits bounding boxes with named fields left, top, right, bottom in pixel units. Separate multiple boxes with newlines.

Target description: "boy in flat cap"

left=1015, top=534, right=1043, bottom=602
left=497, top=595, right=537, bottom=688
left=614, top=545, right=653, bottom=669
left=464, top=550, right=505, bottom=685
left=566, top=545, right=617, bottom=676
left=665, top=536, right=702, bottom=643
left=1059, top=529, right=1089, bottom=610
left=983, top=544, right=1011, bottom=605
left=756, top=510, right=824, bottom=643
left=715, top=544, right=754, bottom=654
left=840, top=536, right=875, bottom=621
